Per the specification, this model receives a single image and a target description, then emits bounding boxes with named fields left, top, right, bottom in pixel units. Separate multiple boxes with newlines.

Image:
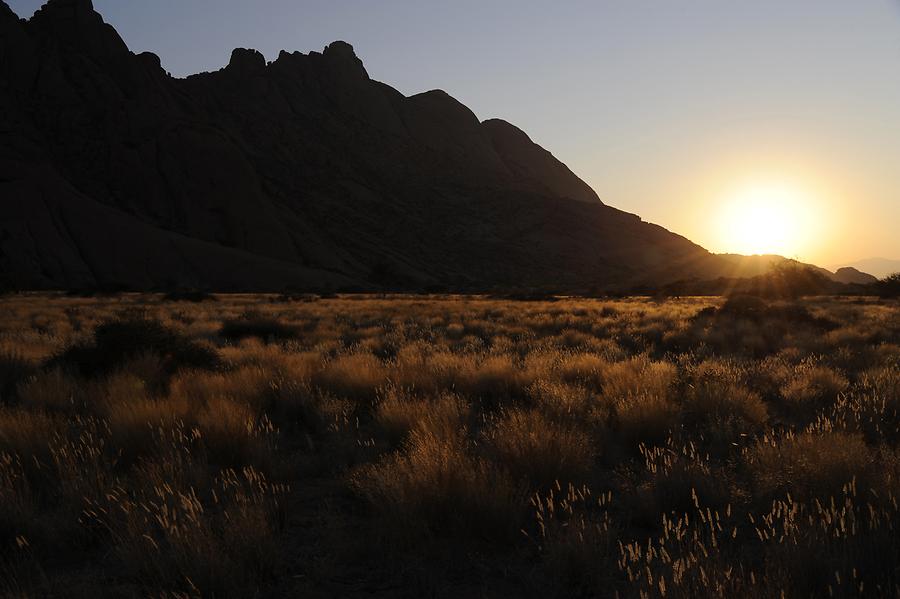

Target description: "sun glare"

left=716, top=182, right=816, bottom=257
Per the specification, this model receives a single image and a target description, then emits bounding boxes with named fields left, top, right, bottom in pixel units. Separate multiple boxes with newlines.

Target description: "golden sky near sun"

left=679, top=160, right=856, bottom=266
left=577, top=130, right=893, bottom=269
left=710, top=181, right=825, bottom=259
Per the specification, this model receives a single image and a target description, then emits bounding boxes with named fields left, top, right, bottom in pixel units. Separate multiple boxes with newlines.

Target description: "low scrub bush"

left=49, top=318, right=220, bottom=379
left=0, top=350, right=33, bottom=405
left=485, top=408, right=595, bottom=489
left=220, top=314, right=300, bottom=343
left=162, top=290, right=217, bottom=303
left=353, top=429, right=523, bottom=542
left=374, top=387, right=469, bottom=448
left=747, top=431, right=874, bottom=504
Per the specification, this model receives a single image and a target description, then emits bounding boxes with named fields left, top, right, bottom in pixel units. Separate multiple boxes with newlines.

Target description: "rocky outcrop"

left=1, top=0, right=748, bottom=291
left=832, top=267, right=878, bottom=286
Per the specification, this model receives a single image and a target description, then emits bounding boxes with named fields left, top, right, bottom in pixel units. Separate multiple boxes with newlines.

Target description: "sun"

left=716, top=182, right=814, bottom=257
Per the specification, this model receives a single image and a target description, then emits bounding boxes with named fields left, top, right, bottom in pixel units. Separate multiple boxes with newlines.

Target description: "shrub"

left=170, top=366, right=278, bottom=414
left=0, top=350, right=33, bottom=405
left=682, top=375, right=768, bottom=451
left=104, top=396, right=191, bottom=465
left=527, top=379, right=596, bottom=423
left=196, top=397, right=278, bottom=470
left=780, top=363, right=848, bottom=411
left=456, top=354, right=533, bottom=405
left=747, top=431, right=874, bottom=504
left=719, top=294, right=769, bottom=317
left=220, top=314, right=299, bottom=342
left=557, top=353, right=608, bottom=388
left=614, top=392, right=678, bottom=449
left=374, top=387, right=469, bottom=448
left=353, top=429, right=523, bottom=541
left=874, top=273, right=900, bottom=298
left=162, top=290, right=217, bottom=303
left=86, top=467, right=286, bottom=596
left=0, top=409, right=66, bottom=470
left=485, top=409, right=595, bottom=489
left=0, top=453, right=35, bottom=543
left=312, top=353, right=388, bottom=401
left=861, top=366, right=900, bottom=407
left=49, top=318, right=220, bottom=379
left=713, top=296, right=836, bottom=330
left=529, top=484, right=617, bottom=595
left=601, top=356, right=676, bottom=403
left=633, top=441, right=732, bottom=525
left=17, top=369, right=79, bottom=413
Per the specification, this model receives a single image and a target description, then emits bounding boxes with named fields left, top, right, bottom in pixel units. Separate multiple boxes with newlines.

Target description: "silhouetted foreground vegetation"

left=875, top=273, right=900, bottom=299
left=651, top=262, right=874, bottom=299
left=0, top=293, right=898, bottom=597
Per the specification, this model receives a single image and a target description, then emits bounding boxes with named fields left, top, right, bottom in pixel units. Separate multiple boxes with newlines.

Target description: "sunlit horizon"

left=683, top=175, right=834, bottom=264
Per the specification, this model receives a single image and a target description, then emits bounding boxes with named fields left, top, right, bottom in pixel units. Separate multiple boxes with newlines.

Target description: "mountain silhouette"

left=0, top=0, right=848, bottom=291
left=834, top=258, right=900, bottom=281
left=831, top=267, right=878, bottom=286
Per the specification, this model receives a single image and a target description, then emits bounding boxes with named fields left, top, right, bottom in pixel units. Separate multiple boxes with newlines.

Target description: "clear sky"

left=9, top=0, right=900, bottom=267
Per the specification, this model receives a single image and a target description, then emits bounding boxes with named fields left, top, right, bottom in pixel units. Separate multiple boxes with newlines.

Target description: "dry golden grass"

left=485, top=408, right=595, bottom=488
left=16, top=368, right=78, bottom=413
left=353, top=428, right=523, bottom=541
left=747, top=431, right=875, bottom=503
left=374, top=386, right=469, bottom=448
left=0, top=293, right=896, bottom=597
left=780, top=362, right=849, bottom=409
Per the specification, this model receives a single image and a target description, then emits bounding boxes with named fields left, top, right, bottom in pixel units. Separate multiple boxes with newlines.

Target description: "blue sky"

left=9, top=0, right=900, bottom=266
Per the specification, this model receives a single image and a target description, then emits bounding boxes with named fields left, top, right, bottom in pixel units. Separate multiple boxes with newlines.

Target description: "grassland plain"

left=0, top=293, right=898, bottom=598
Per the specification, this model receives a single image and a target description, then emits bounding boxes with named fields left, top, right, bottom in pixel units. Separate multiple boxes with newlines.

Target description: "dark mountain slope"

left=2, top=0, right=751, bottom=291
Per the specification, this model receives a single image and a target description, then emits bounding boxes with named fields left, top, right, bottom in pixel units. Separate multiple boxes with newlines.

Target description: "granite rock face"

left=1, top=0, right=731, bottom=291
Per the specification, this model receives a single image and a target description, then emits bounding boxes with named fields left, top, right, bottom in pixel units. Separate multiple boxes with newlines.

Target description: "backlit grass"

left=0, top=293, right=897, bottom=597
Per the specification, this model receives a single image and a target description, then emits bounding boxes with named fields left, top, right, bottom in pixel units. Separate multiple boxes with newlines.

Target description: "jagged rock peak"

left=323, top=40, right=358, bottom=60
left=322, top=40, right=369, bottom=79
left=227, top=47, right=266, bottom=73
left=29, top=0, right=131, bottom=62
left=0, top=1, right=17, bottom=19
left=137, top=51, right=162, bottom=70
left=33, top=0, right=97, bottom=20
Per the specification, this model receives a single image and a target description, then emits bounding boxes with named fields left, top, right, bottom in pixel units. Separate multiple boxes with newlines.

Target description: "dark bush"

left=49, top=318, right=220, bottom=378
left=420, top=284, right=449, bottom=294
left=220, top=314, right=300, bottom=342
left=770, top=303, right=838, bottom=329
left=273, top=293, right=319, bottom=303
left=0, top=350, right=34, bottom=404
left=703, top=296, right=837, bottom=331
left=755, top=262, right=833, bottom=299
left=492, top=289, right=559, bottom=302
left=162, top=290, right=217, bottom=303
left=875, top=273, right=900, bottom=299
left=695, top=305, right=718, bottom=318
left=719, top=294, right=769, bottom=317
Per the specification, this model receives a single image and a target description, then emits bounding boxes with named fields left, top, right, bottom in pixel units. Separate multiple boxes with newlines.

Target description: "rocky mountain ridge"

left=0, top=0, right=870, bottom=291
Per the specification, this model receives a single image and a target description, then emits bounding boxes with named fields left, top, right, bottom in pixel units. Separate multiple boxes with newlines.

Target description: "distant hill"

left=831, top=267, right=878, bottom=285
left=833, top=258, right=900, bottom=280
left=713, top=255, right=877, bottom=286
left=0, top=0, right=862, bottom=291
